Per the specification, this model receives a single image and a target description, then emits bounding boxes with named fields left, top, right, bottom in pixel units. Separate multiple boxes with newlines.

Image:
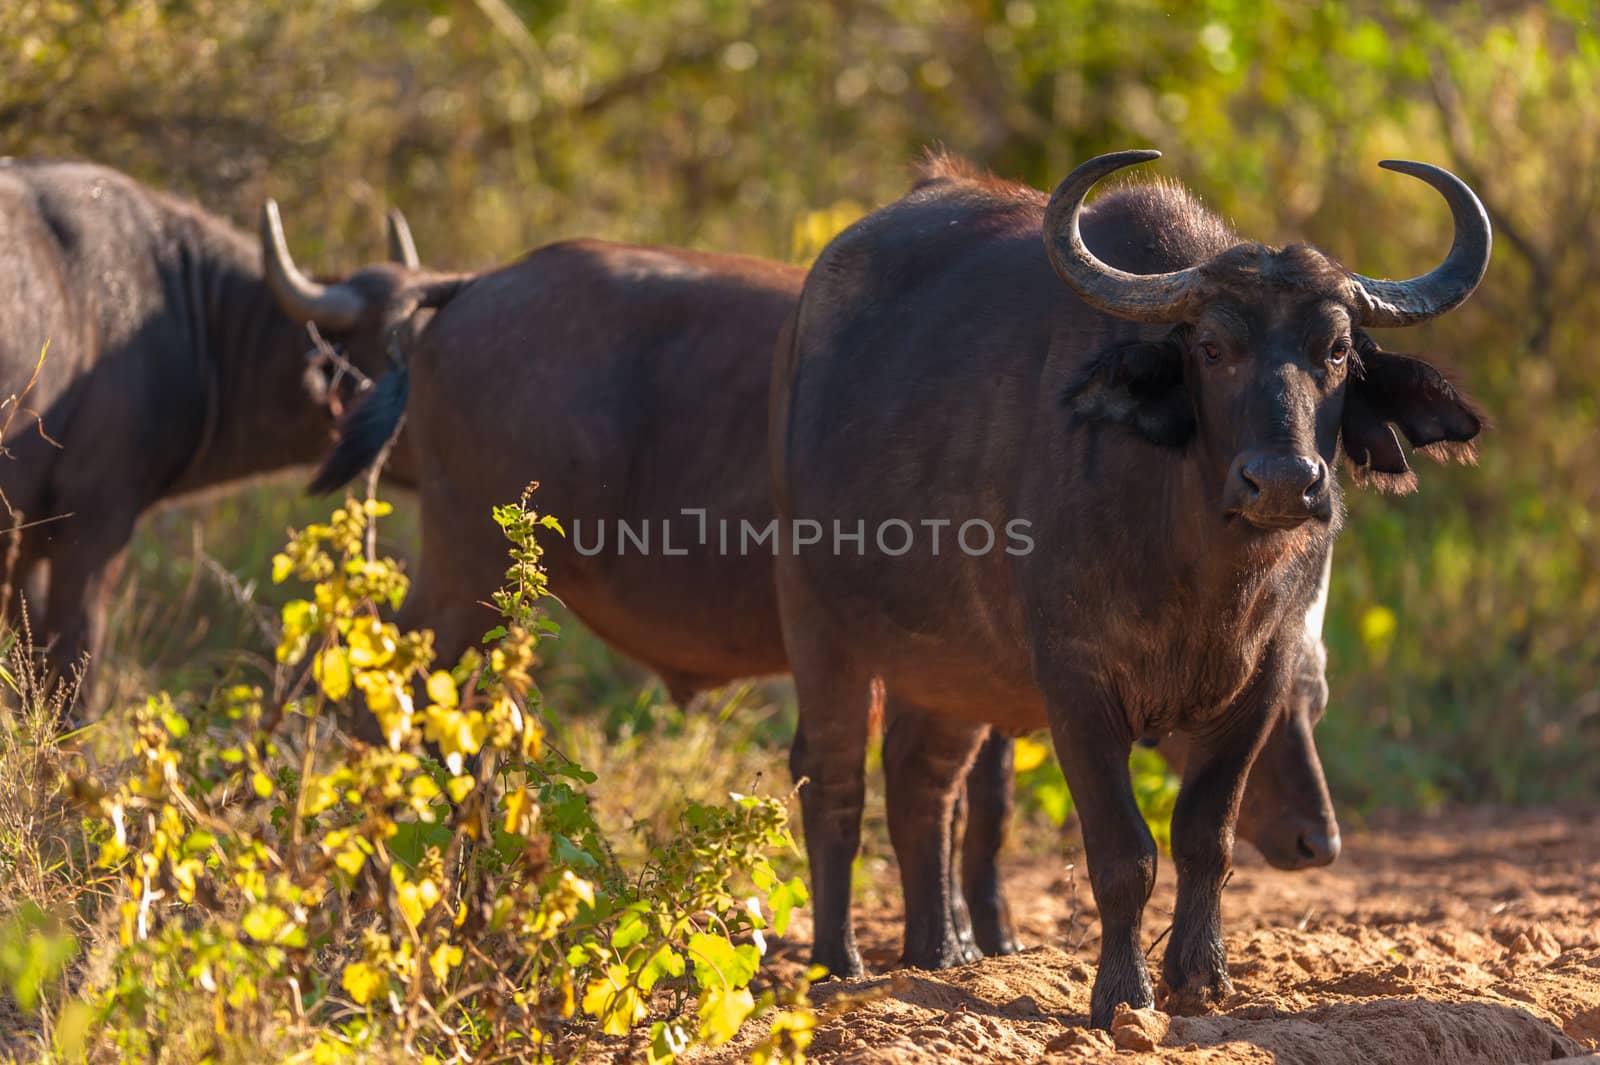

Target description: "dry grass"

left=0, top=631, right=101, bottom=1062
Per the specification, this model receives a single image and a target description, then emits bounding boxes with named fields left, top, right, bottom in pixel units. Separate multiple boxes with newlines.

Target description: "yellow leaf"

left=1012, top=735, right=1051, bottom=773
left=1360, top=604, right=1398, bottom=664
left=240, top=903, right=289, bottom=943
left=333, top=844, right=367, bottom=877
left=271, top=553, right=293, bottom=584
left=50, top=1000, right=96, bottom=1061
left=315, top=646, right=352, bottom=702
left=698, top=985, right=755, bottom=1045
left=446, top=776, right=475, bottom=802
left=392, top=865, right=441, bottom=930
left=426, top=671, right=458, bottom=708
left=563, top=870, right=595, bottom=908
left=583, top=964, right=646, bottom=1035
left=503, top=787, right=539, bottom=835
left=410, top=775, right=441, bottom=803
left=347, top=617, right=397, bottom=668
left=342, top=961, right=388, bottom=1006
left=428, top=942, right=463, bottom=984
left=252, top=772, right=274, bottom=799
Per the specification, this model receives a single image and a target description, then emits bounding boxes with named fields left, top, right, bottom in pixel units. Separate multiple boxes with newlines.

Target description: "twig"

left=1144, top=870, right=1233, bottom=959
left=0, top=341, right=63, bottom=517
left=193, top=540, right=278, bottom=648
left=1144, top=920, right=1173, bottom=960
left=471, top=0, right=546, bottom=72
left=362, top=412, right=405, bottom=564
left=0, top=508, right=23, bottom=626
left=304, top=323, right=372, bottom=419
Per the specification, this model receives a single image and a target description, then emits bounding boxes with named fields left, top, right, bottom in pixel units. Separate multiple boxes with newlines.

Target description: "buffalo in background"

left=0, top=161, right=419, bottom=691
left=273, top=202, right=1345, bottom=965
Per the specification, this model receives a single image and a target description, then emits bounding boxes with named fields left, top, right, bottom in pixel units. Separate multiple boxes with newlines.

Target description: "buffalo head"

left=1048, top=150, right=1489, bottom=530
left=260, top=200, right=462, bottom=404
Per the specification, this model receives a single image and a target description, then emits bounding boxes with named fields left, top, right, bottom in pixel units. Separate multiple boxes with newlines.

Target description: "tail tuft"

left=308, top=365, right=410, bottom=495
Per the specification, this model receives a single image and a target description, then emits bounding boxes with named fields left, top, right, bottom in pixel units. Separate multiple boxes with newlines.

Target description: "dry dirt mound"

left=697, top=805, right=1600, bottom=1065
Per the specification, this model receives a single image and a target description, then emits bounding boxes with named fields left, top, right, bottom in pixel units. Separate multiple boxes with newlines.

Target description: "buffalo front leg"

left=41, top=525, right=131, bottom=700
left=960, top=729, right=1022, bottom=956
left=1160, top=701, right=1276, bottom=1015
left=1043, top=675, right=1156, bottom=1028
left=884, top=697, right=987, bottom=969
left=779, top=563, right=873, bottom=980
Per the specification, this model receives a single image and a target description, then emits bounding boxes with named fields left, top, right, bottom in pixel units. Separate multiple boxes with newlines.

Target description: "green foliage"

left=14, top=492, right=819, bottom=1062
left=0, top=903, right=75, bottom=1014
left=1012, top=736, right=1180, bottom=851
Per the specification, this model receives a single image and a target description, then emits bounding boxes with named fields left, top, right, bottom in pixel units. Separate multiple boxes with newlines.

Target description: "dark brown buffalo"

left=770, top=150, right=1487, bottom=1026
left=0, top=161, right=414, bottom=688
left=272, top=203, right=1340, bottom=965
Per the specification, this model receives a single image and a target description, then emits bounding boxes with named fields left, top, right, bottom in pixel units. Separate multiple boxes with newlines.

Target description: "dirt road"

left=706, top=805, right=1600, bottom=1064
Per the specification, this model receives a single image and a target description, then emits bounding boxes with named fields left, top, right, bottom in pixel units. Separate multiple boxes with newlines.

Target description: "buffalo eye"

left=1199, top=340, right=1221, bottom=365
left=1328, top=337, right=1351, bottom=366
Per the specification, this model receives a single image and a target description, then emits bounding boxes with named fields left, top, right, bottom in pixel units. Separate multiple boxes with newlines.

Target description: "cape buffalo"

left=271, top=202, right=1341, bottom=966
left=770, top=150, right=1487, bottom=1025
left=0, top=160, right=417, bottom=690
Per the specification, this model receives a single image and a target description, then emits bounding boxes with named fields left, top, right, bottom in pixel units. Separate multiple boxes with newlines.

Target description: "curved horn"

left=1349, top=161, right=1492, bottom=328
left=386, top=207, right=420, bottom=268
left=1043, top=149, right=1202, bottom=323
left=260, top=199, right=366, bottom=330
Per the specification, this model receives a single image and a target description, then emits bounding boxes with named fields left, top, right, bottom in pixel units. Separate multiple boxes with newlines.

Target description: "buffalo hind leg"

left=883, top=697, right=987, bottom=970
left=946, top=785, right=979, bottom=962
left=1160, top=700, right=1276, bottom=1015
left=780, top=564, right=873, bottom=980
left=960, top=729, right=1022, bottom=956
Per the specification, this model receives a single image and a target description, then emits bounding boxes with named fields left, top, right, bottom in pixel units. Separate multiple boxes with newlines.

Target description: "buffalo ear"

left=1062, top=335, right=1194, bottom=447
left=1341, top=342, right=1485, bottom=494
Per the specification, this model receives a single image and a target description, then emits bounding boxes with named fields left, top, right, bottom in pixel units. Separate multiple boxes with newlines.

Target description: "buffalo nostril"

left=1238, top=464, right=1262, bottom=499
left=1295, top=829, right=1340, bottom=866
left=1302, top=462, right=1328, bottom=504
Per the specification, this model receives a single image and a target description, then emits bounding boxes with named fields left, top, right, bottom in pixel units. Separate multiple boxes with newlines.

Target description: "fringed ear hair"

left=1341, top=342, right=1485, bottom=494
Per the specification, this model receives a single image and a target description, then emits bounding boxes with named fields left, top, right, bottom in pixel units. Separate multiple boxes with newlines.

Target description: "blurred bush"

left=3, top=0, right=1597, bottom=808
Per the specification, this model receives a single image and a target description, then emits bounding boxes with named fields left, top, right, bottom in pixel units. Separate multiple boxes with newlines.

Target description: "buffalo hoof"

left=1156, top=969, right=1233, bottom=1017
left=971, top=910, right=1023, bottom=957
left=952, top=931, right=983, bottom=966
left=810, top=944, right=865, bottom=982
left=1089, top=954, right=1154, bottom=1030
left=901, top=932, right=980, bottom=971
left=950, top=902, right=984, bottom=965
left=978, top=928, right=1023, bottom=957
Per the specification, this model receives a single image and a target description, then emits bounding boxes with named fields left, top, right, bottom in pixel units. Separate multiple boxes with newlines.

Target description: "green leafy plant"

left=61, top=489, right=816, bottom=1062
left=1013, top=735, right=1179, bottom=852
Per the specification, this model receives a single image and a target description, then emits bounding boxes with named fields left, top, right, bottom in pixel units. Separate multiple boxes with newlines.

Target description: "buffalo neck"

left=162, top=226, right=329, bottom=499
left=1158, top=446, right=1333, bottom=661
left=1057, top=439, right=1334, bottom=731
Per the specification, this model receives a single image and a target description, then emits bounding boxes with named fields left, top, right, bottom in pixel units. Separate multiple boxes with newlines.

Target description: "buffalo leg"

left=1042, top=674, right=1155, bottom=1028
left=960, top=729, right=1022, bottom=956
left=40, top=530, right=130, bottom=700
left=883, top=697, right=986, bottom=969
left=1160, top=701, right=1275, bottom=1015
left=779, top=564, right=872, bottom=980
left=946, top=785, right=979, bottom=960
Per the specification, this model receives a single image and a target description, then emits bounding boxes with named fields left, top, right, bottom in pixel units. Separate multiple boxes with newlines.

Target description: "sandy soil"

left=700, top=805, right=1600, bottom=1065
